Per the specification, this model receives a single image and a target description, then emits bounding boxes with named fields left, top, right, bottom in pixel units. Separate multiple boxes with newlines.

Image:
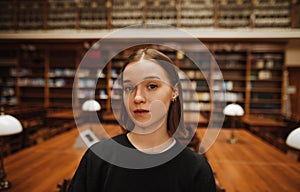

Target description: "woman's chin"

left=132, top=119, right=165, bottom=134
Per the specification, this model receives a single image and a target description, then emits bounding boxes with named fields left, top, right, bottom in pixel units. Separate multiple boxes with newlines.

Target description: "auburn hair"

left=118, top=46, right=185, bottom=137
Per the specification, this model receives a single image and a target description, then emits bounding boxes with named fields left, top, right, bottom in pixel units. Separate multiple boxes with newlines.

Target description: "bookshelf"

left=79, top=0, right=107, bottom=29
left=48, top=50, right=77, bottom=109
left=180, top=0, right=214, bottom=28
left=213, top=48, right=248, bottom=105
left=178, top=42, right=286, bottom=122
left=17, top=1, right=44, bottom=30
left=145, top=0, right=177, bottom=27
left=252, top=0, right=291, bottom=28
left=0, top=41, right=287, bottom=124
left=78, top=54, right=108, bottom=111
left=217, top=0, right=251, bottom=28
left=18, top=47, right=46, bottom=107
left=0, top=0, right=297, bottom=31
left=249, top=47, right=285, bottom=117
left=47, top=0, right=77, bottom=30
left=0, top=51, right=18, bottom=106
left=0, top=0, right=15, bottom=31
left=111, top=0, right=143, bottom=28
left=179, top=51, right=212, bottom=124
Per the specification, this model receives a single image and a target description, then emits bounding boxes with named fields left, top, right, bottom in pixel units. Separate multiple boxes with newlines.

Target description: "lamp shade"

left=82, top=99, right=101, bottom=112
left=286, top=127, right=300, bottom=150
left=0, top=114, right=23, bottom=136
left=223, top=103, right=244, bottom=116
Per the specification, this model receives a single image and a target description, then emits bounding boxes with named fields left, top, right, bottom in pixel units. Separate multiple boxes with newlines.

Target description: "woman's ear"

left=172, top=84, right=179, bottom=100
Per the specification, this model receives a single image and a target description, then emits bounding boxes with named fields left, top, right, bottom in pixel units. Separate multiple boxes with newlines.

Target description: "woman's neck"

left=127, top=123, right=172, bottom=153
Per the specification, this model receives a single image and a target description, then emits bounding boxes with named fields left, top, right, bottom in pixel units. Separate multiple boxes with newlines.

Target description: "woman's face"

left=122, top=59, right=177, bottom=134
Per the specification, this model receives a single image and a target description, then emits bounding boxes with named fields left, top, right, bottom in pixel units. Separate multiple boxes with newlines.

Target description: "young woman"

left=68, top=47, right=216, bottom=192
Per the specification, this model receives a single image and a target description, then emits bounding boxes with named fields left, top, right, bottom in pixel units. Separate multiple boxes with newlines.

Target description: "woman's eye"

left=148, top=83, right=158, bottom=90
left=124, top=86, right=134, bottom=92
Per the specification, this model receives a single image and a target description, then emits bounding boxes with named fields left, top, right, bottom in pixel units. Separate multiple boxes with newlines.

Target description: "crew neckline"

left=125, top=133, right=177, bottom=154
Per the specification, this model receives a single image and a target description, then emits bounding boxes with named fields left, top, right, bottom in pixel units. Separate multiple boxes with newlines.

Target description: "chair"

left=57, top=178, right=71, bottom=192
left=214, top=172, right=226, bottom=192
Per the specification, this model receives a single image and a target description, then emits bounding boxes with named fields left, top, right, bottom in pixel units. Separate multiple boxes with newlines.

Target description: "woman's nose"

left=133, top=86, right=146, bottom=104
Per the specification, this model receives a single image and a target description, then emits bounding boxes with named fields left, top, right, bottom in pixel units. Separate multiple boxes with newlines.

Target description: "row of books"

left=78, top=89, right=108, bottom=99
left=1, top=19, right=292, bottom=30
left=0, top=0, right=293, bottom=30
left=1, top=0, right=291, bottom=10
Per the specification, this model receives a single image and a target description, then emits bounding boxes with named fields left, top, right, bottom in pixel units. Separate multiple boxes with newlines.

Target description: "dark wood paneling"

left=288, top=67, right=300, bottom=118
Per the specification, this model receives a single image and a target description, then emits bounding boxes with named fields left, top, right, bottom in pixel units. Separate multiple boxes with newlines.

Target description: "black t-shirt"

left=68, top=133, right=216, bottom=192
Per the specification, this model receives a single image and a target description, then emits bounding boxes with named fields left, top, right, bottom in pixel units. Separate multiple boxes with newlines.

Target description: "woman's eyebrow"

left=143, top=76, right=161, bottom=80
left=123, top=76, right=161, bottom=83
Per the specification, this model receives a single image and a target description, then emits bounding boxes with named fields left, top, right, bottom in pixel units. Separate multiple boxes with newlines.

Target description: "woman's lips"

left=133, top=109, right=149, bottom=115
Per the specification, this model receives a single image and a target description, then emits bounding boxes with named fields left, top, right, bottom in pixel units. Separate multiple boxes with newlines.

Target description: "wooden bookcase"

left=252, top=0, right=291, bottom=28
left=249, top=44, right=285, bottom=117
left=212, top=44, right=248, bottom=111
left=48, top=50, right=77, bottom=109
left=180, top=0, right=214, bottom=28
left=216, top=0, right=251, bottom=28
left=0, top=0, right=298, bottom=31
left=79, top=0, right=107, bottom=29
left=111, top=0, right=143, bottom=28
left=0, top=50, right=18, bottom=106
left=0, top=41, right=287, bottom=125
left=78, top=48, right=109, bottom=111
left=18, top=48, right=46, bottom=107
left=47, top=0, right=78, bottom=30
left=99, top=42, right=286, bottom=124
left=178, top=50, right=212, bottom=125
left=0, top=0, right=15, bottom=31
left=17, top=1, right=44, bottom=30
left=146, top=0, right=177, bottom=27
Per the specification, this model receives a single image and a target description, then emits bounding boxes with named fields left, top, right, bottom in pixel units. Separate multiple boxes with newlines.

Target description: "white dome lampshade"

left=82, top=99, right=101, bottom=112
left=286, top=127, right=300, bottom=150
left=223, top=103, right=244, bottom=116
left=0, top=114, right=23, bottom=136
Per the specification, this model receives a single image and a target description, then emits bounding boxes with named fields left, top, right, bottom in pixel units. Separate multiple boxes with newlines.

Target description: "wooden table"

left=46, top=110, right=77, bottom=119
left=242, top=115, right=286, bottom=127
left=197, top=128, right=300, bottom=192
left=4, top=123, right=123, bottom=192
left=242, top=115, right=286, bottom=137
left=5, top=125, right=300, bottom=192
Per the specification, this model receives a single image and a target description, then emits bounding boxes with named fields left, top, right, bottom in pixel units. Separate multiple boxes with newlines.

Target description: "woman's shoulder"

left=178, top=145, right=210, bottom=168
left=83, top=133, right=128, bottom=158
left=90, top=133, right=128, bottom=147
left=179, top=147, right=214, bottom=178
left=180, top=149, right=216, bottom=191
left=111, top=133, right=132, bottom=147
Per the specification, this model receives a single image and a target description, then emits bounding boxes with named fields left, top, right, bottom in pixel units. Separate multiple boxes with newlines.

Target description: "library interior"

left=0, top=0, right=300, bottom=191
